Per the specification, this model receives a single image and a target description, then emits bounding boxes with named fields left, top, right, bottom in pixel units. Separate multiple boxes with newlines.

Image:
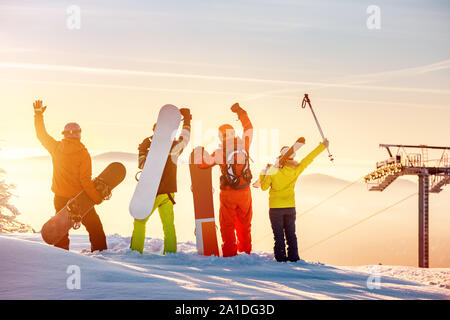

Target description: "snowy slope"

left=0, top=233, right=448, bottom=300
left=343, top=266, right=450, bottom=290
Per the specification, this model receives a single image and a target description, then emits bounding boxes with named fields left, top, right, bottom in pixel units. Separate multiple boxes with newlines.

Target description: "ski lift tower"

left=364, top=144, right=450, bottom=268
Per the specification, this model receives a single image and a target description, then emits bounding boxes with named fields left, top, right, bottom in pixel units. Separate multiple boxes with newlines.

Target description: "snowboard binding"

left=41, top=162, right=127, bottom=246
left=66, top=198, right=83, bottom=230
left=94, top=177, right=113, bottom=201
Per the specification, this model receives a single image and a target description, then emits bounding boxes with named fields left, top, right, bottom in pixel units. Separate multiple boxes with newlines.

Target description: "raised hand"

left=33, top=100, right=47, bottom=114
left=230, top=102, right=246, bottom=116
left=180, top=108, right=192, bottom=121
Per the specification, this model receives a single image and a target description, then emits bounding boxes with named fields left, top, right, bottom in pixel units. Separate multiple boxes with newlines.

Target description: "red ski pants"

left=219, top=187, right=253, bottom=257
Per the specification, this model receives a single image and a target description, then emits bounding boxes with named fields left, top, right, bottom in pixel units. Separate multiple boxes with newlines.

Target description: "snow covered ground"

left=0, top=233, right=449, bottom=300
left=344, top=265, right=450, bottom=291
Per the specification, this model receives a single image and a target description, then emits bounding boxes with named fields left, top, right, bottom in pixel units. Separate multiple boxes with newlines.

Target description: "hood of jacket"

left=283, top=159, right=299, bottom=168
left=277, top=160, right=300, bottom=177
left=56, top=138, right=86, bottom=155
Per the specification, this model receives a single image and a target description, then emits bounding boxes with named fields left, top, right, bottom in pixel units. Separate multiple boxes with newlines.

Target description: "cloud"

left=3, top=78, right=242, bottom=97
left=1, top=62, right=449, bottom=96
left=338, top=59, right=450, bottom=85
left=241, top=58, right=450, bottom=101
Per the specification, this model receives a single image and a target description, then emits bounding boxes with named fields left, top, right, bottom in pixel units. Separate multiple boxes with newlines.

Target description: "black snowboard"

left=41, top=162, right=126, bottom=245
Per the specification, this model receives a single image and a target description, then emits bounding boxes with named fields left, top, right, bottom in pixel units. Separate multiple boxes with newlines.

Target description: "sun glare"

left=0, top=147, right=45, bottom=159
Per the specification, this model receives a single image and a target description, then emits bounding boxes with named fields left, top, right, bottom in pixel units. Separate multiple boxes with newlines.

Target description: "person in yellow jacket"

left=259, top=138, right=329, bottom=262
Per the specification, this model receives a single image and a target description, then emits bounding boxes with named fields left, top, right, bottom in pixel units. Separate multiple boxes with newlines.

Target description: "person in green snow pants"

left=131, top=193, right=176, bottom=254
left=130, top=108, right=191, bottom=254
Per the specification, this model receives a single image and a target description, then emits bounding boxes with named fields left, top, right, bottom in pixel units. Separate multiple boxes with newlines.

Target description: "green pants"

left=130, top=193, right=177, bottom=254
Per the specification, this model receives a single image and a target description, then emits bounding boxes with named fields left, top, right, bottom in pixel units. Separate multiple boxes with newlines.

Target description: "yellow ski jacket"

left=260, top=142, right=326, bottom=208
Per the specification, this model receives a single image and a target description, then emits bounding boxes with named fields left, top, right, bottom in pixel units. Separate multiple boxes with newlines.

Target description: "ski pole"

left=301, top=94, right=334, bottom=161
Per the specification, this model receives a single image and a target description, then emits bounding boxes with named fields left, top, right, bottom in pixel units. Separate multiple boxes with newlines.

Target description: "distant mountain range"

left=300, top=173, right=351, bottom=186
left=299, top=173, right=416, bottom=189
left=15, top=151, right=138, bottom=162
left=4, top=152, right=418, bottom=189
left=92, top=152, right=137, bottom=162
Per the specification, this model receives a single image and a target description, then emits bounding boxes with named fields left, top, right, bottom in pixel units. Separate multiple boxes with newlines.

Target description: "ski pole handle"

left=302, top=94, right=326, bottom=140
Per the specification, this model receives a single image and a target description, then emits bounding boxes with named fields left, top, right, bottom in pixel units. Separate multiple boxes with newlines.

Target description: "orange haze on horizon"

left=1, top=1, right=449, bottom=266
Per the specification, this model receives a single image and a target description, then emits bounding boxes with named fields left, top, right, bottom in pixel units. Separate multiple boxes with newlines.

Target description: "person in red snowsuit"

left=194, top=103, right=253, bottom=257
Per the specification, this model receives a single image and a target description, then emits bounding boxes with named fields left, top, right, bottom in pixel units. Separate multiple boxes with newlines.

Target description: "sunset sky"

left=1, top=0, right=449, bottom=177
left=0, top=1, right=449, bottom=266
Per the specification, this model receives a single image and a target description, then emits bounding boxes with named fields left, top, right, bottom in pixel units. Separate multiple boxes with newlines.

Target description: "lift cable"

left=301, top=192, right=416, bottom=254
left=297, top=175, right=365, bottom=219
left=253, top=174, right=365, bottom=245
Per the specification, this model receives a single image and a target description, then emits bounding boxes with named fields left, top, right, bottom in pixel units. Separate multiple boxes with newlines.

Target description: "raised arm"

left=170, top=108, right=192, bottom=159
left=33, top=100, right=58, bottom=154
left=231, top=103, right=253, bottom=152
left=295, top=140, right=328, bottom=176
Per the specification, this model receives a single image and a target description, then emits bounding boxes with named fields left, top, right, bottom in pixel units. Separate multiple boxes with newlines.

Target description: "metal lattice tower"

left=364, top=144, right=450, bottom=268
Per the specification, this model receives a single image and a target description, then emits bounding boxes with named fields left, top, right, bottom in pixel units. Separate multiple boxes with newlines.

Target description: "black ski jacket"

left=138, top=120, right=190, bottom=195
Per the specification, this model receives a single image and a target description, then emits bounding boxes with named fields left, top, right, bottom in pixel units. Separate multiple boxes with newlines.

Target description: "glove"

left=33, top=100, right=47, bottom=114
left=231, top=102, right=246, bottom=117
left=297, top=137, right=305, bottom=144
left=180, top=108, right=192, bottom=123
left=230, top=103, right=245, bottom=116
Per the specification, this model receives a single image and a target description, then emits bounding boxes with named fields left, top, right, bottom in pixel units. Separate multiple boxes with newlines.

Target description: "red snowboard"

left=41, top=162, right=126, bottom=245
left=189, top=149, right=220, bottom=256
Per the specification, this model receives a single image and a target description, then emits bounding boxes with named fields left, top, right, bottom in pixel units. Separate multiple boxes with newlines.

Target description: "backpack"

left=220, top=138, right=252, bottom=189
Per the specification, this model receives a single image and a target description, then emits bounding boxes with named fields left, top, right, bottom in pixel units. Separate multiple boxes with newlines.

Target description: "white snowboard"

left=129, top=104, right=181, bottom=219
